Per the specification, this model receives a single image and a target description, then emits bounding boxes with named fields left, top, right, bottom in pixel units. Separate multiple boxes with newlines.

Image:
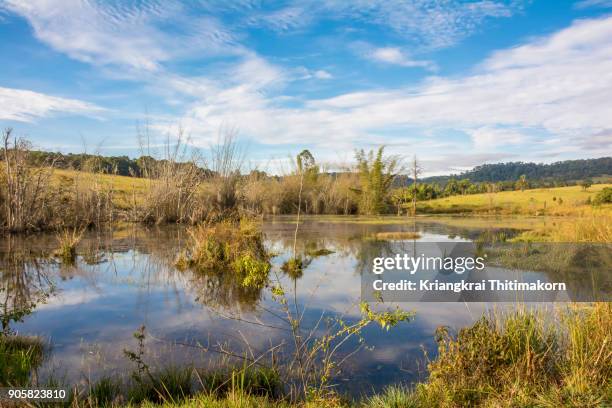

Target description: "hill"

left=420, top=157, right=612, bottom=185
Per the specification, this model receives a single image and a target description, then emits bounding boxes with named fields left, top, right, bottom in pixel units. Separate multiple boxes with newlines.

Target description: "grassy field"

left=53, top=168, right=150, bottom=210
left=417, top=184, right=612, bottom=216
left=51, top=169, right=612, bottom=217
left=54, top=170, right=612, bottom=242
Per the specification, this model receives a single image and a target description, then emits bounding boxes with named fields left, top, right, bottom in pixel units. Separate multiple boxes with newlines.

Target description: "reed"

left=54, top=227, right=85, bottom=264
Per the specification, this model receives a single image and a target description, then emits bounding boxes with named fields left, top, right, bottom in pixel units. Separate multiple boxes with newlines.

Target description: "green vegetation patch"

left=0, top=335, right=45, bottom=387
left=176, top=218, right=271, bottom=290
left=387, top=304, right=612, bottom=407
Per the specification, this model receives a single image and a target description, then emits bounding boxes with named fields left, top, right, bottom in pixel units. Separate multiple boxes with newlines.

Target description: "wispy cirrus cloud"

left=574, top=0, right=612, bottom=9
left=245, top=0, right=521, bottom=49
left=0, top=87, right=105, bottom=122
left=2, top=0, right=240, bottom=72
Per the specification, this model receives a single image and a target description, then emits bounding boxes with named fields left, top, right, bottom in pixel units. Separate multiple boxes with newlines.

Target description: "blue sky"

left=1, top=0, right=611, bottom=175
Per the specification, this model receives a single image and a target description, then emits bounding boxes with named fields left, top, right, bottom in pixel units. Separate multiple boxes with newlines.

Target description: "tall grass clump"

left=130, top=127, right=208, bottom=225
left=54, top=227, right=85, bottom=264
left=0, top=334, right=45, bottom=386
left=393, top=304, right=611, bottom=407
left=354, top=147, right=401, bottom=215
left=176, top=218, right=271, bottom=291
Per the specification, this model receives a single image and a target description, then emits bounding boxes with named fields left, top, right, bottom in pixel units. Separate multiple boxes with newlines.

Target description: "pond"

left=0, top=216, right=607, bottom=396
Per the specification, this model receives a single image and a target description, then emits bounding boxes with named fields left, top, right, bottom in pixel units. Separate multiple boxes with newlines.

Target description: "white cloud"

left=246, top=6, right=314, bottom=33
left=575, top=0, right=612, bottom=9
left=294, top=67, right=334, bottom=80
left=164, top=16, right=612, bottom=168
left=358, top=45, right=437, bottom=70
left=3, top=0, right=609, bottom=173
left=2, top=0, right=239, bottom=71
left=245, top=0, right=520, bottom=49
left=468, top=127, right=529, bottom=149
left=0, top=87, right=105, bottom=122
left=313, top=70, right=333, bottom=79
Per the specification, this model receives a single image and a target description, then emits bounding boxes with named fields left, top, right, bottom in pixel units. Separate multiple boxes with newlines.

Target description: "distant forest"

left=11, top=150, right=612, bottom=186
left=419, top=157, right=612, bottom=185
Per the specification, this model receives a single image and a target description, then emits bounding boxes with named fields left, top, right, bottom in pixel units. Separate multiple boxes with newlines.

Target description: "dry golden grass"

left=374, top=231, right=421, bottom=240
left=53, top=168, right=149, bottom=209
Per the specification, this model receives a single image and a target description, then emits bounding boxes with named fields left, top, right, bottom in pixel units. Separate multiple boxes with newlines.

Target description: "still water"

left=0, top=216, right=602, bottom=395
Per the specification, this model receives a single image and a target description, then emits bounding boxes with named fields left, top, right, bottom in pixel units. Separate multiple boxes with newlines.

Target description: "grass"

left=373, top=231, right=421, bottom=240
left=54, top=227, right=85, bottom=264
left=362, top=303, right=612, bottom=408
left=53, top=168, right=149, bottom=211
left=2, top=305, right=610, bottom=407
left=417, top=184, right=612, bottom=216
left=133, top=391, right=295, bottom=408
left=176, top=218, right=271, bottom=290
left=69, top=367, right=283, bottom=407
left=281, top=256, right=309, bottom=279
left=507, top=212, right=612, bottom=243
left=54, top=304, right=611, bottom=407
left=0, top=334, right=45, bottom=386
left=50, top=172, right=612, bottom=219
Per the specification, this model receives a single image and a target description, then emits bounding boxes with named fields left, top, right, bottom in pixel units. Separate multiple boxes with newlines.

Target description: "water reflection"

left=0, top=218, right=607, bottom=394
left=0, top=236, right=56, bottom=334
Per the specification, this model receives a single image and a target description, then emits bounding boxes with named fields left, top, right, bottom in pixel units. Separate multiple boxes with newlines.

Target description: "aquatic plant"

left=176, top=218, right=271, bottom=290
left=54, top=227, right=85, bottom=264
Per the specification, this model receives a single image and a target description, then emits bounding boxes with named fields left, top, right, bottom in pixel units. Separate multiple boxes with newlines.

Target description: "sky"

left=1, top=0, right=612, bottom=175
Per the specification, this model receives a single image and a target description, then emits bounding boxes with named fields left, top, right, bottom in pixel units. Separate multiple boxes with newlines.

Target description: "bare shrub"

left=1, top=129, right=56, bottom=232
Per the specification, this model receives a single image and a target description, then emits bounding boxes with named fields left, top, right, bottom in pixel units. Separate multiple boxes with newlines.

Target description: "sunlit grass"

left=365, top=303, right=612, bottom=408
left=417, top=184, right=612, bottom=216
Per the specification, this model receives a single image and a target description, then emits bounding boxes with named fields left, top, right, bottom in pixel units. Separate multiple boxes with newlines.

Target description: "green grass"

left=416, top=184, right=612, bottom=216
left=67, top=367, right=284, bottom=407
left=176, top=218, right=271, bottom=290
left=0, top=335, right=45, bottom=386
left=373, top=304, right=612, bottom=408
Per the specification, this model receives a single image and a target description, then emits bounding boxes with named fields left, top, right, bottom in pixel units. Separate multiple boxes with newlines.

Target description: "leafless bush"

left=0, top=129, right=114, bottom=233
left=1, top=128, right=56, bottom=232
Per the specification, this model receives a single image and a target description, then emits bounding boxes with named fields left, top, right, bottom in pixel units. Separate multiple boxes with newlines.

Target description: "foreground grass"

left=391, top=303, right=612, bottom=408
left=0, top=335, right=45, bottom=386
